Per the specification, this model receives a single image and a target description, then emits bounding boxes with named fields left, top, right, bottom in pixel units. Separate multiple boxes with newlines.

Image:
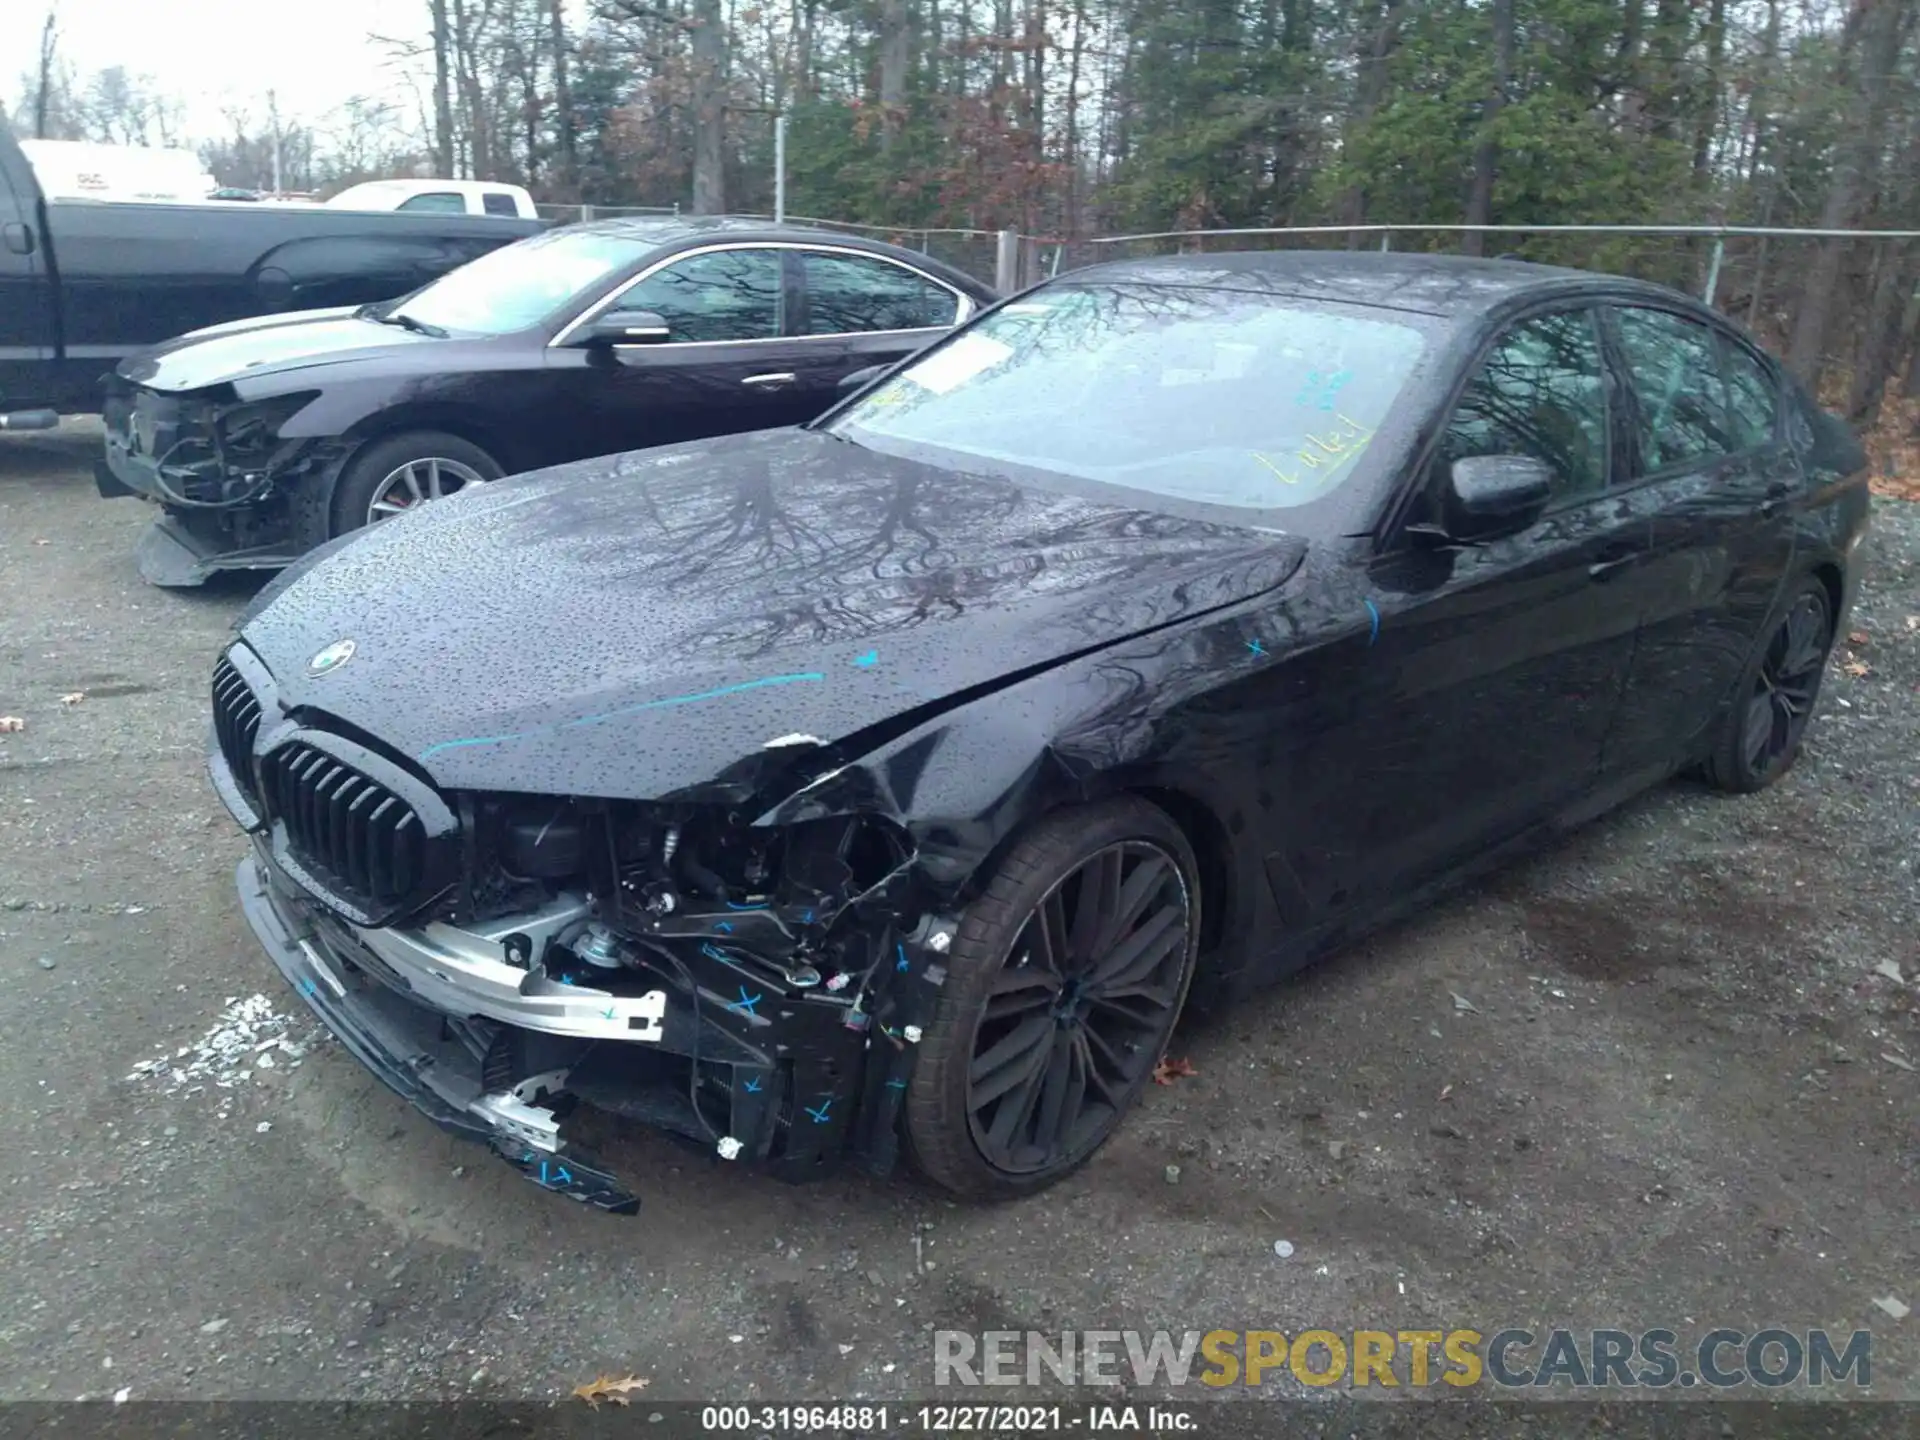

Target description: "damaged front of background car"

left=211, top=425, right=1325, bottom=1213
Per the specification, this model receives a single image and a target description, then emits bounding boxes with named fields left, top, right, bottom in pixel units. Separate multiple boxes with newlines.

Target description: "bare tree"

left=690, top=0, right=728, bottom=212
left=1462, top=0, right=1513, bottom=256
left=431, top=0, right=457, bottom=173
left=33, top=7, right=58, bottom=139
left=1787, top=0, right=1911, bottom=384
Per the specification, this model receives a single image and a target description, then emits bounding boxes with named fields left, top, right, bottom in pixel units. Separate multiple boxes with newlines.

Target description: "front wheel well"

left=1808, top=561, right=1844, bottom=627
left=1127, top=786, right=1234, bottom=959
left=335, top=412, right=513, bottom=480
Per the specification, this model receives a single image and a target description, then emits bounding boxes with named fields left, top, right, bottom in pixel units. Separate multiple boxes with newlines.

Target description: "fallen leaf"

left=1438, top=1084, right=1453, bottom=1102
left=0, top=716, right=23, bottom=732
left=58, top=692, right=85, bottom=706
left=1873, top=1295, right=1911, bottom=1320
left=33, top=538, right=49, bottom=546
left=1152, top=1055, right=1198, bottom=1085
left=572, top=1374, right=650, bottom=1408
left=1874, top=959, right=1905, bottom=985
left=1848, top=630, right=1869, bottom=646
left=1881, top=1053, right=1916, bottom=1073
left=1451, top=991, right=1479, bottom=1014
left=1843, top=660, right=1871, bottom=678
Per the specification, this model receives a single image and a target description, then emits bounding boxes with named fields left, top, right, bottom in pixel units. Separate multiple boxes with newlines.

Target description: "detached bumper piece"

left=238, top=853, right=641, bottom=1213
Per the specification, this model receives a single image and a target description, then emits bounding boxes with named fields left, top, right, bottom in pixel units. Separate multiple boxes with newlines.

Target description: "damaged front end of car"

left=211, top=644, right=962, bottom=1214
left=98, top=379, right=343, bottom=586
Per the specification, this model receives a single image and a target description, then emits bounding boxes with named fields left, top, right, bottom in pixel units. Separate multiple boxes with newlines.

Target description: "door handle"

left=742, top=372, right=797, bottom=388
left=2, top=222, right=33, bottom=256
left=1588, top=547, right=1640, bottom=582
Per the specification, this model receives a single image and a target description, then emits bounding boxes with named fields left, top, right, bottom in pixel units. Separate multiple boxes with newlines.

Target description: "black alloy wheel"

left=906, top=799, right=1200, bottom=1197
left=1706, top=580, right=1834, bottom=793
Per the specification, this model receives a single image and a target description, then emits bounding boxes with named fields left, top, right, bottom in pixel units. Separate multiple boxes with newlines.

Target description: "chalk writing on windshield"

left=1252, top=411, right=1377, bottom=488
left=1294, top=369, right=1352, bottom=412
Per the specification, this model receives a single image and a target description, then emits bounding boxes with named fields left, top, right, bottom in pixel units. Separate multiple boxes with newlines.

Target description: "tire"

left=328, top=430, right=504, bottom=537
left=1703, top=578, right=1835, bottom=794
left=905, top=797, right=1201, bottom=1199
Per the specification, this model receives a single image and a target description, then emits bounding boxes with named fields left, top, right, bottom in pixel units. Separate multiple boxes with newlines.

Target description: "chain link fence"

left=526, top=205, right=1916, bottom=396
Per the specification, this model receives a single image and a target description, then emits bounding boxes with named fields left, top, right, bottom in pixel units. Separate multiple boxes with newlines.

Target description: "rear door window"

left=1719, top=336, right=1780, bottom=451
left=1612, top=306, right=1736, bottom=472
left=800, top=251, right=963, bottom=334
left=481, top=192, right=520, bottom=217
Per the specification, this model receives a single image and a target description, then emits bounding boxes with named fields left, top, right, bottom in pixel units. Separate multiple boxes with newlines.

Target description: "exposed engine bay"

left=230, top=738, right=963, bottom=1213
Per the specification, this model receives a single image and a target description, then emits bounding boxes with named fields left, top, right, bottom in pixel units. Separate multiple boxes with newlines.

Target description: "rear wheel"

left=1704, top=579, right=1834, bottom=793
left=329, top=430, right=503, bottom=537
left=905, top=798, right=1200, bottom=1198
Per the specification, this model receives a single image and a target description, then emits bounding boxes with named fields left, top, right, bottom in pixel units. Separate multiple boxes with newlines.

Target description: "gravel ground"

left=0, top=420, right=1914, bottom=1414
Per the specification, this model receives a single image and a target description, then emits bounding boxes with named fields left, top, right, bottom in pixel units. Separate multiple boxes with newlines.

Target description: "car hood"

left=119, top=310, right=435, bottom=393
left=238, top=429, right=1307, bottom=801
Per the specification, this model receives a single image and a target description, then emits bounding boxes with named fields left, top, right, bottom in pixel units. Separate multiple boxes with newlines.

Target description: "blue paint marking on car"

left=418, top=673, right=828, bottom=760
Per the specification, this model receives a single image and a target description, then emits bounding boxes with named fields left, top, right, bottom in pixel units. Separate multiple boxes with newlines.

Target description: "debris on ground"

left=571, top=1374, right=650, bottom=1408
left=1152, top=1055, right=1198, bottom=1085
left=1871, top=1295, right=1910, bottom=1320
left=1848, top=630, right=1870, bottom=646
left=58, top=692, right=84, bottom=706
left=1163, top=1164, right=1181, bottom=1185
left=1843, top=659, right=1872, bottom=677
left=0, top=717, right=23, bottom=732
left=1273, top=1240, right=1295, bottom=1258
left=1438, top=1084, right=1454, bottom=1102
left=1880, top=1053, right=1915, bottom=1072
left=124, top=994, right=312, bottom=1097
left=36, top=956, right=56, bottom=971
left=1873, top=960, right=1906, bottom=985
left=1451, top=992, right=1479, bottom=1014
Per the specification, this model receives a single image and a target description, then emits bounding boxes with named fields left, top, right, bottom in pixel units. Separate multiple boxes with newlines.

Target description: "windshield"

left=828, top=283, right=1429, bottom=519
left=388, top=229, right=654, bottom=336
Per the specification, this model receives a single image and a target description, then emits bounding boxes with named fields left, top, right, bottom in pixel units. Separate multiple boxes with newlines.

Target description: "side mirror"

left=1442, top=454, right=1553, bottom=541
left=579, top=308, right=670, bottom=346
left=837, top=363, right=888, bottom=396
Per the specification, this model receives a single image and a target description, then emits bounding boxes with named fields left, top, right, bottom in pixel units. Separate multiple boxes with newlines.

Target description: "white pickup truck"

left=325, top=178, right=540, bottom=219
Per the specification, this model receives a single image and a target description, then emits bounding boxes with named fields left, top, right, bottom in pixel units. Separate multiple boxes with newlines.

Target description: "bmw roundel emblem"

left=307, top=639, right=357, bottom=677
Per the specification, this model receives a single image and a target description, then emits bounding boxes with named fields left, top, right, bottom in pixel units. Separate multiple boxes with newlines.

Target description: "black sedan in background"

left=96, top=218, right=991, bottom=585
left=209, top=252, right=1867, bottom=1213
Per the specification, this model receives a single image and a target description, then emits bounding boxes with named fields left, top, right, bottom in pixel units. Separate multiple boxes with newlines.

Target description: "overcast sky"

left=4, top=0, right=443, bottom=145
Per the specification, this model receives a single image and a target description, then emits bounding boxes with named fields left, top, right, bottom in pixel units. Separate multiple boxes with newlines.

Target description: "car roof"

left=1063, top=249, right=1688, bottom=318
left=562, top=215, right=994, bottom=293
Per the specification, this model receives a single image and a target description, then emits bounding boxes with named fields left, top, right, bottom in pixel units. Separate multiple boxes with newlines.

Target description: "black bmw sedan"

left=96, top=217, right=992, bottom=585
left=208, top=251, right=1868, bottom=1212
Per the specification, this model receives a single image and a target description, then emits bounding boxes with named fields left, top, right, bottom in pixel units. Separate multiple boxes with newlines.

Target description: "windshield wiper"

left=365, top=308, right=450, bottom=339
